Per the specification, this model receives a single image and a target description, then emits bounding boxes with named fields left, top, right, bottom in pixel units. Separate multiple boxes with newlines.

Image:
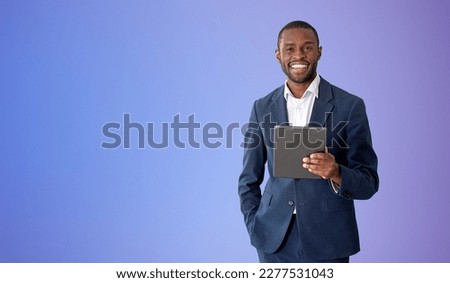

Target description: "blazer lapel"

left=269, top=86, right=289, bottom=125
left=309, top=77, right=335, bottom=127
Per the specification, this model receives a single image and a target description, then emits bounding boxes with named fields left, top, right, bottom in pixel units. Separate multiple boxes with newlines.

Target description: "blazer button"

left=288, top=200, right=294, bottom=206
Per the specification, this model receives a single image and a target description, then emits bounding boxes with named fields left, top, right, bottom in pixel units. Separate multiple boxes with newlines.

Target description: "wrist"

left=330, top=164, right=341, bottom=186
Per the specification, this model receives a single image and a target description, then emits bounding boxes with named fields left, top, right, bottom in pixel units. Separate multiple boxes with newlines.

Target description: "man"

left=238, top=21, right=379, bottom=263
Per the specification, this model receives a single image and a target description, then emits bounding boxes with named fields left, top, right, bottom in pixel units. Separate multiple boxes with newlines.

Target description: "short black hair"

left=277, top=20, right=320, bottom=48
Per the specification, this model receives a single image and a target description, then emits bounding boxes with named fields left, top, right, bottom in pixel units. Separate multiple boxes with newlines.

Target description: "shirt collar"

left=284, top=74, right=320, bottom=101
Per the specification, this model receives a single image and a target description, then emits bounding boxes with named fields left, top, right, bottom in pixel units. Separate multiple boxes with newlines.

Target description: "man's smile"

left=289, top=61, right=309, bottom=71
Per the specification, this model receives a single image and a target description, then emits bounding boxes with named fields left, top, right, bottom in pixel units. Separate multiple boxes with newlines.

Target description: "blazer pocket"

left=324, top=198, right=352, bottom=212
left=254, top=191, right=273, bottom=220
left=261, top=191, right=273, bottom=206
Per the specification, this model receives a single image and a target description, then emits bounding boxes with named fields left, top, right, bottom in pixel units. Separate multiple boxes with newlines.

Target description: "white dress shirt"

left=284, top=75, right=320, bottom=127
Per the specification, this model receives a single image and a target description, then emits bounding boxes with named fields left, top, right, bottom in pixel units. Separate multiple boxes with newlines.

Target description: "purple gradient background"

left=1, top=0, right=449, bottom=262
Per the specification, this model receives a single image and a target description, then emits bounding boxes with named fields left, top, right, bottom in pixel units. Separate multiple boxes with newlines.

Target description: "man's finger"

left=306, top=158, right=323, bottom=165
left=310, top=153, right=327, bottom=159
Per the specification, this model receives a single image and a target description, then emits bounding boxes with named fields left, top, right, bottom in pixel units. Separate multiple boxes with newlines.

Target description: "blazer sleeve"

left=238, top=101, right=267, bottom=234
left=337, top=98, right=379, bottom=200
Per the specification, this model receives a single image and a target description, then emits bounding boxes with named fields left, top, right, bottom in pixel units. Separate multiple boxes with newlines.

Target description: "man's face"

left=276, top=28, right=322, bottom=85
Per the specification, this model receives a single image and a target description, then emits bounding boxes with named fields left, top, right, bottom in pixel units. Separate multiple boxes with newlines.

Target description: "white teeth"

left=291, top=64, right=307, bottom=69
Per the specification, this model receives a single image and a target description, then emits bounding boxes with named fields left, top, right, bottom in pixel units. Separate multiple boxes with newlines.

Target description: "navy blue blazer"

left=238, top=77, right=379, bottom=260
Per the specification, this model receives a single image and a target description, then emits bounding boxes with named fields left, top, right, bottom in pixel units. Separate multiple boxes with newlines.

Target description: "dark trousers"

left=257, top=215, right=350, bottom=263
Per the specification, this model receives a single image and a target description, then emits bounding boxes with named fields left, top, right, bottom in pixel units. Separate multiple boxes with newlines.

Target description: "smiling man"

left=238, top=21, right=379, bottom=263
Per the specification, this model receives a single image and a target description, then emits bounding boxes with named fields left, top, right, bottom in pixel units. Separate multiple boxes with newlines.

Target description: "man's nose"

left=292, top=48, right=306, bottom=59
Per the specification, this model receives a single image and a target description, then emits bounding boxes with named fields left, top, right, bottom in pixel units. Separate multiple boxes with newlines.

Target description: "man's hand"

left=302, top=148, right=342, bottom=185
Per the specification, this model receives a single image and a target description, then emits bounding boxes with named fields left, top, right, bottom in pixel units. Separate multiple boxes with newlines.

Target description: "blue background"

left=1, top=0, right=449, bottom=262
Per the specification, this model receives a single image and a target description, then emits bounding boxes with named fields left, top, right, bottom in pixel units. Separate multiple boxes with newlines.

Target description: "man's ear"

left=275, top=49, right=281, bottom=63
left=318, top=46, right=322, bottom=60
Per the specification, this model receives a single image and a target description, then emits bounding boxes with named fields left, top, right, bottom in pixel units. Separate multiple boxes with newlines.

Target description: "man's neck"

left=287, top=81, right=311, bottom=98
